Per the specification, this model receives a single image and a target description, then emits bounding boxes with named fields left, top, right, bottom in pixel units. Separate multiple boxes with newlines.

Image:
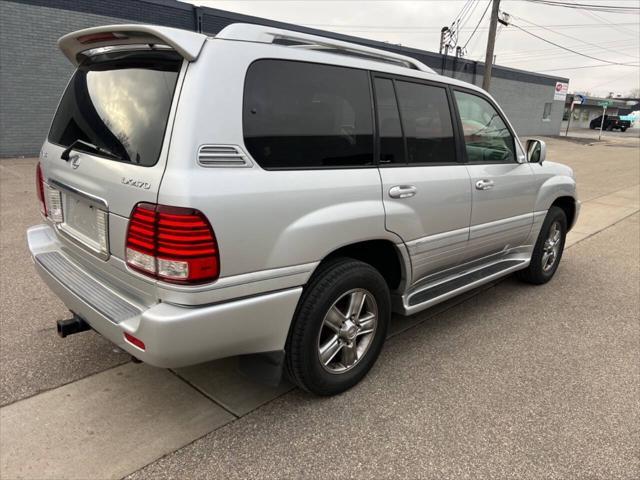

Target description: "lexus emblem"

left=71, top=157, right=81, bottom=169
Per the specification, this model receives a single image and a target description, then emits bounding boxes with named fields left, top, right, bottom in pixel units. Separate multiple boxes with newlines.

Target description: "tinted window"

left=243, top=60, right=374, bottom=169
left=454, top=91, right=516, bottom=163
left=395, top=81, right=456, bottom=164
left=374, top=78, right=405, bottom=164
left=49, top=51, right=182, bottom=167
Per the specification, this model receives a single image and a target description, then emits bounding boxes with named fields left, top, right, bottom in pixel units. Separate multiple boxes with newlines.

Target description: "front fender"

left=534, top=174, right=577, bottom=213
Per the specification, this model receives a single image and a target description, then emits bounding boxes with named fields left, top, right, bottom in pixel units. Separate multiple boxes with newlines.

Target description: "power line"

left=523, top=0, right=640, bottom=14
left=497, top=41, right=640, bottom=61
left=452, top=0, right=474, bottom=25
left=539, top=63, right=640, bottom=72
left=508, top=21, right=640, bottom=66
left=586, top=70, right=640, bottom=90
left=302, top=22, right=639, bottom=31
left=508, top=13, right=640, bottom=60
left=462, top=0, right=492, bottom=49
left=458, top=0, right=481, bottom=30
left=578, top=8, right=640, bottom=38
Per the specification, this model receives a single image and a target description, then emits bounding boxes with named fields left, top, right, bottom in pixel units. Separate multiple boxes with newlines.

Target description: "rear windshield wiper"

left=61, top=139, right=125, bottom=162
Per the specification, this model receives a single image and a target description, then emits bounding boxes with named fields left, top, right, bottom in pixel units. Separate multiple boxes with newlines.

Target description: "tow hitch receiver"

left=57, top=314, right=91, bottom=338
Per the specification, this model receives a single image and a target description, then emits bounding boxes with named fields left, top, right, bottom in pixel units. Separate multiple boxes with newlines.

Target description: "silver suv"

left=29, top=24, right=579, bottom=395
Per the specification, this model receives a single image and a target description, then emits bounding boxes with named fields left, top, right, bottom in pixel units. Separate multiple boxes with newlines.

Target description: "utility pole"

left=482, top=0, right=501, bottom=92
left=439, top=27, right=449, bottom=55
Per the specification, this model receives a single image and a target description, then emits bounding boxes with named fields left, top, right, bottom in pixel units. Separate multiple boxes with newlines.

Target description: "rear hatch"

left=40, top=45, right=185, bottom=303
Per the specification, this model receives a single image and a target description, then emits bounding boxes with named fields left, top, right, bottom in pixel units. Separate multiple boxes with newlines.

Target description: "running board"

left=399, top=259, right=529, bottom=315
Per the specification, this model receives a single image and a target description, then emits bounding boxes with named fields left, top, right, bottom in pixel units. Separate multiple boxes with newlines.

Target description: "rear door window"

left=48, top=50, right=182, bottom=167
left=243, top=60, right=374, bottom=169
left=374, top=77, right=405, bottom=165
left=395, top=80, right=456, bottom=164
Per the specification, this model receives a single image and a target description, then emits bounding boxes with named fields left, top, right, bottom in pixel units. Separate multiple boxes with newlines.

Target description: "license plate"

left=58, top=192, right=109, bottom=257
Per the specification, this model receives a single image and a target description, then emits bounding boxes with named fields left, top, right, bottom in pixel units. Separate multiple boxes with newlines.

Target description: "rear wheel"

left=517, top=206, right=567, bottom=285
left=286, top=258, right=390, bottom=395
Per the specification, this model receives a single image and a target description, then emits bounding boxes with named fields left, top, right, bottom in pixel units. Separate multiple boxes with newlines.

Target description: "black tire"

left=517, top=206, right=567, bottom=285
left=285, top=258, right=390, bottom=395
left=621, top=127, right=627, bottom=132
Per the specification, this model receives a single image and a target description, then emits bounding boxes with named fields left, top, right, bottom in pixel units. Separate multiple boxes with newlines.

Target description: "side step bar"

left=400, top=259, right=529, bottom=315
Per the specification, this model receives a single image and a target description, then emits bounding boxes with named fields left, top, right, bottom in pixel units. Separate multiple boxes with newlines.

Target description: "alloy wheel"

left=317, top=289, right=378, bottom=374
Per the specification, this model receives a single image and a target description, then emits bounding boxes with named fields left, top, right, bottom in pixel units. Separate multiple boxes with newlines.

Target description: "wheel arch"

left=550, top=196, right=577, bottom=231
left=310, top=239, right=410, bottom=293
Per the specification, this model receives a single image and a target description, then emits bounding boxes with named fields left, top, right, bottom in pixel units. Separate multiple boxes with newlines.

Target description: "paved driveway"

left=1, top=136, right=638, bottom=479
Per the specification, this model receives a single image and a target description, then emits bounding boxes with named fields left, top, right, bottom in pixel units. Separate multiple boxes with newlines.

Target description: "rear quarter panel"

left=159, top=40, right=395, bottom=283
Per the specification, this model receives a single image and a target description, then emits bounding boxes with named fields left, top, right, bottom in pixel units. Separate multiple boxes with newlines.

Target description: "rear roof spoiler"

left=58, top=24, right=208, bottom=66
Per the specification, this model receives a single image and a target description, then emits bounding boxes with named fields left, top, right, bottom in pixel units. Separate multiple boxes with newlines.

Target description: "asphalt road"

left=128, top=212, right=640, bottom=479
left=0, top=135, right=638, bottom=479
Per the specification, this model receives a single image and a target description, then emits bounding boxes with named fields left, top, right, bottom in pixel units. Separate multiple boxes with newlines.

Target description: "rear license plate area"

left=57, top=192, right=110, bottom=258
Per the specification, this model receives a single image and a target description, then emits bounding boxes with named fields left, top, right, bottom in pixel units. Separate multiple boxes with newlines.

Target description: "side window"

left=243, top=60, right=374, bottom=169
left=395, top=81, right=456, bottom=164
left=453, top=91, right=516, bottom=163
left=374, top=78, right=405, bottom=164
left=542, top=102, right=552, bottom=121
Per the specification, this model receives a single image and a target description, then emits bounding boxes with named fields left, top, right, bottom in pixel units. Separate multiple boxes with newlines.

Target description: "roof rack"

left=215, top=23, right=435, bottom=73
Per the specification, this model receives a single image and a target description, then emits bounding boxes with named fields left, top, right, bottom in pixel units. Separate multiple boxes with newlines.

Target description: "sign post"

left=598, top=100, right=612, bottom=141
left=566, top=94, right=584, bottom=137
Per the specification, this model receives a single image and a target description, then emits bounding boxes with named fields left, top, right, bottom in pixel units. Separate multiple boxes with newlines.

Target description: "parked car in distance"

left=589, top=115, right=630, bottom=132
left=29, top=23, right=580, bottom=395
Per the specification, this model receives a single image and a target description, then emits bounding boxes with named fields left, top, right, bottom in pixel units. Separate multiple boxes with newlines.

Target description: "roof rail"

left=216, top=23, right=435, bottom=73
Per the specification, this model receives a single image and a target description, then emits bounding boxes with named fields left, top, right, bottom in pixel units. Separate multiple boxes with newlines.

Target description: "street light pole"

left=482, top=0, right=501, bottom=92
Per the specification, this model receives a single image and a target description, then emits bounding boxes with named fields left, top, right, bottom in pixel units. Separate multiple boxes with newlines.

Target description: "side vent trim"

left=197, top=145, right=252, bottom=168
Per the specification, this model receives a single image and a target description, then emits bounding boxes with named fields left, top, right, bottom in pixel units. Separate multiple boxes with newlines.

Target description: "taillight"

left=35, top=163, right=46, bottom=216
left=125, top=203, right=220, bottom=284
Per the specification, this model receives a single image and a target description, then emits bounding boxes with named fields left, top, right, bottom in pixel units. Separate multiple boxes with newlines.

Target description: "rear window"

left=48, top=51, right=182, bottom=167
left=243, top=59, right=374, bottom=169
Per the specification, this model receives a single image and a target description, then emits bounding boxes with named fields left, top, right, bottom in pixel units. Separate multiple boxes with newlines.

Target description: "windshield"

left=48, top=50, right=182, bottom=167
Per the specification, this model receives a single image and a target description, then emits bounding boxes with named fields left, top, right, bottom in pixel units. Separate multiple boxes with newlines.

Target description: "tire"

left=621, top=127, right=627, bottom=132
left=517, top=206, right=567, bottom=285
left=285, top=258, right=390, bottom=395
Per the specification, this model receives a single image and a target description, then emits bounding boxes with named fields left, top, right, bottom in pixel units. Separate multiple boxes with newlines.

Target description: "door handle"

left=475, top=179, right=495, bottom=190
left=389, top=185, right=417, bottom=199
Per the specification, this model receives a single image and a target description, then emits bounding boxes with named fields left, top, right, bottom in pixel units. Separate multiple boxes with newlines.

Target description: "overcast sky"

left=184, top=0, right=640, bottom=97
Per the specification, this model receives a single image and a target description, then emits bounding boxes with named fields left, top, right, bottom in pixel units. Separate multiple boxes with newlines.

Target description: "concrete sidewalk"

left=1, top=136, right=638, bottom=479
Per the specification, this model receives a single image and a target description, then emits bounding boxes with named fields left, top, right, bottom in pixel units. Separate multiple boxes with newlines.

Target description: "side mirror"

left=526, top=139, right=546, bottom=164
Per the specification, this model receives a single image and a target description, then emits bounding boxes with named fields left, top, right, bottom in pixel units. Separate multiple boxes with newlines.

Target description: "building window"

left=542, top=102, right=552, bottom=121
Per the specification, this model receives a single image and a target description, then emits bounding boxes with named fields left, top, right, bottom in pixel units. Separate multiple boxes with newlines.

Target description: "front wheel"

left=285, top=258, right=390, bottom=395
left=621, top=127, right=627, bottom=132
left=517, top=206, right=567, bottom=285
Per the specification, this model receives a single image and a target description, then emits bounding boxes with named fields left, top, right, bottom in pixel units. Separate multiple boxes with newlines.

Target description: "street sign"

left=554, top=82, right=569, bottom=101
left=598, top=100, right=613, bottom=107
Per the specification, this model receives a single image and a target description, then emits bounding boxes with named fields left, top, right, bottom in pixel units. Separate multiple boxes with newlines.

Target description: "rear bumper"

left=28, top=224, right=302, bottom=368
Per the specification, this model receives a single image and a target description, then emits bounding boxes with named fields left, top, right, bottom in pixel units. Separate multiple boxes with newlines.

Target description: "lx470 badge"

left=121, top=178, right=151, bottom=190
